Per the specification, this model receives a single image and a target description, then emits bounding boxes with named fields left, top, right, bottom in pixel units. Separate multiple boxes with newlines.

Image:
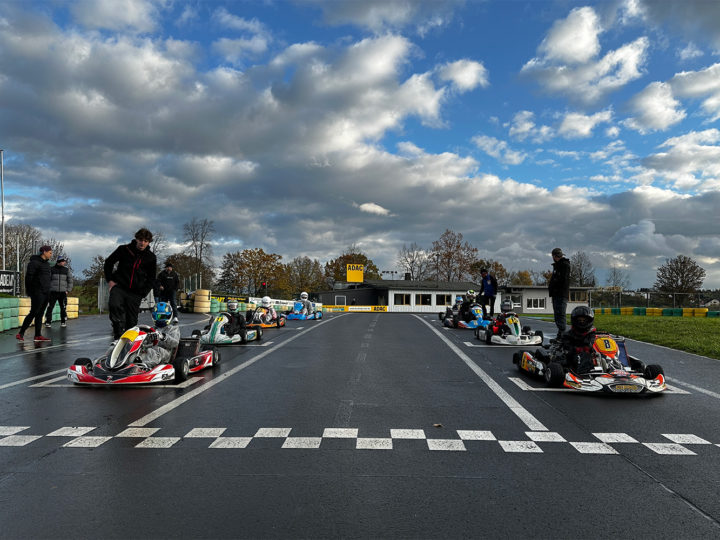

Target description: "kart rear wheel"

left=544, top=362, right=565, bottom=387
left=512, top=351, right=522, bottom=365
left=212, top=346, right=221, bottom=367
left=74, top=358, right=93, bottom=369
left=256, top=327, right=263, bottom=340
left=644, top=364, right=664, bottom=379
left=240, top=329, right=248, bottom=344
left=191, top=329, right=201, bottom=338
left=485, top=328, right=493, bottom=345
left=174, top=357, right=190, bottom=382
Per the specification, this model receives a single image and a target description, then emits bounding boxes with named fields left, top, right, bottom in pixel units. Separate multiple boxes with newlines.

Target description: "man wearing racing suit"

left=104, top=228, right=157, bottom=340
left=297, top=292, right=314, bottom=315
left=457, top=290, right=478, bottom=323
left=556, top=306, right=596, bottom=374
left=142, top=302, right=180, bottom=368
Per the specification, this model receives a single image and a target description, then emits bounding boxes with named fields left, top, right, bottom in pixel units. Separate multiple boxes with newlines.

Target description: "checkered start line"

left=1, top=425, right=718, bottom=455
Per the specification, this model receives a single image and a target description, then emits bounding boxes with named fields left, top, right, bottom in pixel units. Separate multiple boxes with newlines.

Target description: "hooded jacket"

left=49, top=264, right=74, bottom=293
left=104, top=240, right=157, bottom=297
left=25, top=254, right=52, bottom=295
left=548, top=256, right=571, bottom=299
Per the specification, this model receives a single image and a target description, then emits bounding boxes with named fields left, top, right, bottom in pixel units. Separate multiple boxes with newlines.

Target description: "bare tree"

left=606, top=266, right=630, bottom=289
left=654, top=255, right=705, bottom=293
left=150, top=230, right=169, bottom=264
left=396, top=243, right=431, bottom=280
left=182, top=217, right=216, bottom=284
left=430, top=229, right=478, bottom=282
left=569, top=251, right=596, bottom=287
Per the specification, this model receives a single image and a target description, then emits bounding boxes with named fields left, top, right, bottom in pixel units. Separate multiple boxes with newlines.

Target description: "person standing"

left=104, top=228, right=157, bottom=340
left=478, top=268, right=498, bottom=318
left=548, top=247, right=571, bottom=334
left=156, top=261, right=180, bottom=323
left=45, top=257, right=73, bottom=328
left=16, top=245, right=53, bottom=342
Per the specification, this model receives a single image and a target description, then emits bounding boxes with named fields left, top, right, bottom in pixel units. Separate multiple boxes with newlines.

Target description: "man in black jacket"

left=478, top=268, right=498, bottom=318
left=104, top=228, right=157, bottom=340
left=17, top=245, right=53, bottom=342
left=156, top=261, right=180, bottom=323
left=548, top=247, right=571, bottom=333
left=45, top=257, right=73, bottom=328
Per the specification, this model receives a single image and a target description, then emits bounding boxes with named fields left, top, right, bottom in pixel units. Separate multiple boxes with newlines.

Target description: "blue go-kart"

left=286, top=301, right=323, bottom=321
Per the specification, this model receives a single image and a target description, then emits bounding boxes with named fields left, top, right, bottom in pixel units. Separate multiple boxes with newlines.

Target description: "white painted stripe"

left=499, top=440, right=543, bottom=453
left=457, top=430, right=495, bottom=441
left=570, top=442, right=618, bottom=454
left=30, top=375, right=67, bottom=387
left=282, top=437, right=322, bottom=449
left=129, top=315, right=343, bottom=427
left=662, top=434, right=711, bottom=445
left=255, top=428, right=292, bottom=438
left=322, top=428, right=358, bottom=438
left=414, top=315, right=547, bottom=431
left=643, top=443, right=696, bottom=455
left=526, top=431, right=566, bottom=442
left=669, top=378, right=720, bottom=399
left=47, top=426, right=96, bottom=437
left=357, top=438, right=392, bottom=450
left=116, top=427, right=160, bottom=438
left=427, top=439, right=466, bottom=451
left=209, top=437, right=252, bottom=449
left=390, top=429, right=426, bottom=439
left=0, top=435, right=42, bottom=446
left=63, top=436, right=112, bottom=448
left=185, top=427, right=226, bottom=438
left=593, top=433, right=638, bottom=443
left=0, top=369, right=66, bottom=390
left=135, top=437, right=181, bottom=448
left=0, top=426, right=29, bottom=436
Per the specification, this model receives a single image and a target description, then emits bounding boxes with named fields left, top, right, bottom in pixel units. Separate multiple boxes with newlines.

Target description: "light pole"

left=381, top=270, right=397, bottom=280
left=1, top=149, right=4, bottom=270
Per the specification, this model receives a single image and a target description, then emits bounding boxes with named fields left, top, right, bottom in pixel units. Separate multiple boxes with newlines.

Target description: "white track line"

left=413, top=315, right=547, bottom=431
left=0, top=369, right=67, bottom=390
left=128, top=314, right=343, bottom=427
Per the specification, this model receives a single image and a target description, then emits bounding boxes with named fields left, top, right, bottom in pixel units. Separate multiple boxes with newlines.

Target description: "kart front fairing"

left=477, top=313, right=543, bottom=345
left=563, top=369, right=666, bottom=394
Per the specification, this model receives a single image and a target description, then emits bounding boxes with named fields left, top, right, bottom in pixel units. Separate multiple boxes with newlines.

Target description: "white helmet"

left=300, top=292, right=308, bottom=300
left=261, top=296, right=271, bottom=308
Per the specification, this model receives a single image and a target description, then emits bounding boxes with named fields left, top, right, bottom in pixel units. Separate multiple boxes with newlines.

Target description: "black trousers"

left=20, top=292, right=49, bottom=337
left=109, top=286, right=142, bottom=339
left=157, top=290, right=178, bottom=318
left=480, top=295, right=496, bottom=317
left=45, top=291, right=68, bottom=323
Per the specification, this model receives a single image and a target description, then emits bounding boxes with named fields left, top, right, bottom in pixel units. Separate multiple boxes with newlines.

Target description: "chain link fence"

left=589, top=290, right=720, bottom=310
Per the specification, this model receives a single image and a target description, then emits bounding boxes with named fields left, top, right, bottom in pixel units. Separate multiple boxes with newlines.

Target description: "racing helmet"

left=261, top=296, right=272, bottom=308
left=300, top=291, right=309, bottom=300
left=571, top=305, right=595, bottom=333
left=466, top=289, right=476, bottom=301
left=500, top=299, right=513, bottom=313
left=455, top=296, right=463, bottom=304
left=152, top=302, right=173, bottom=327
left=227, top=300, right=238, bottom=313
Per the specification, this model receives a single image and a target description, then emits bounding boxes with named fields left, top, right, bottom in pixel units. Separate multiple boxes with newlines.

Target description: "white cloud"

left=624, top=82, right=686, bottom=133
left=472, top=135, right=527, bottom=165
left=507, top=111, right=554, bottom=143
left=642, top=129, right=720, bottom=190
left=70, top=0, right=160, bottom=33
left=538, top=7, right=602, bottom=64
left=558, top=109, right=613, bottom=139
left=354, top=202, right=392, bottom=216
left=213, top=37, right=269, bottom=63
left=677, top=42, right=704, bottom=61
left=670, top=63, right=720, bottom=121
left=437, top=59, right=488, bottom=92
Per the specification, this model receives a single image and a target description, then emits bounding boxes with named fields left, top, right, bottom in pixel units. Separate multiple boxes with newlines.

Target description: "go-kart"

left=286, top=301, right=323, bottom=320
left=194, top=312, right=262, bottom=345
left=246, top=307, right=286, bottom=328
left=439, top=305, right=485, bottom=329
left=67, top=325, right=219, bottom=385
left=513, top=333, right=666, bottom=394
left=475, top=311, right=543, bottom=345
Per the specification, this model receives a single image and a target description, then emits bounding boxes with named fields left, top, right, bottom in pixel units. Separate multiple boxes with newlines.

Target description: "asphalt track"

left=1, top=311, right=719, bottom=539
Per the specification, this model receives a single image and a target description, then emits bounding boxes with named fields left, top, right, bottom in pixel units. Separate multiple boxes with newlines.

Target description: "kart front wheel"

left=174, top=357, right=190, bottom=382
left=191, top=329, right=201, bottom=338
left=74, top=358, right=93, bottom=370
left=644, top=364, right=664, bottom=379
left=211, top=346, right=221, bottom=366
left=544, top=362, right=565, bottom=387
left=485, top=329, right=493, bottom=345
left=534, top=330, right=544, bottom=342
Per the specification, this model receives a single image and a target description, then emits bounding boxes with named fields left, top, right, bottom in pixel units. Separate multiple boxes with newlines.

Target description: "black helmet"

left=571, top=305, right=594, bottom=332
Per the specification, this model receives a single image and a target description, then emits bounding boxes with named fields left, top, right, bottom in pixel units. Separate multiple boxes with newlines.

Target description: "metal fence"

left=589, top=290, right=720, bottom=309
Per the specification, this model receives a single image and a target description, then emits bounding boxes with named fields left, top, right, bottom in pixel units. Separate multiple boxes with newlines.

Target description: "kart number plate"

left=613, top=384, right=641, bottom=393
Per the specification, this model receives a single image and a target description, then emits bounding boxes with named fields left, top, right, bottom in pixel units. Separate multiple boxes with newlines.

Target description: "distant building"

left=316, top=279, right=498, bottom=313
left=500, top=285, right=592, bottom=315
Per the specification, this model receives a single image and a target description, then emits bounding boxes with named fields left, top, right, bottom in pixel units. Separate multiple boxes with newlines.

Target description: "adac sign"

left=346, top=264, right=364, bottom=283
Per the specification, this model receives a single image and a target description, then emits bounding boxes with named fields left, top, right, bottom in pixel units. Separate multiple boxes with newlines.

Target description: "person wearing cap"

left=478, top=268, right=498, bottom=318
left=548, top=247, right=571, bottom=333
left=44, top=257, right=74, bottom=328
left=155, top=261, right=180, bottom=323
left=104, top=228, right=157, bottom=340
left=16, top=245, right=53, bottom=342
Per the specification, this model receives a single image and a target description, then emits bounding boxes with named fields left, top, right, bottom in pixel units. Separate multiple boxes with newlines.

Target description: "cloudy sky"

left=1, top=0, right=719, bottom=288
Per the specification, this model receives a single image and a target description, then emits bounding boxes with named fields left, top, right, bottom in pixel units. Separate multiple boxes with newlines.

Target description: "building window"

left=570, top=290, right=588, bottom=302
left=526, top=298, right=546, bottom=309
left=394, top=293, right=411, bottom=305
left=415, top=294, right=432, bottom=306
left=436, top=294, right=452, bottom=306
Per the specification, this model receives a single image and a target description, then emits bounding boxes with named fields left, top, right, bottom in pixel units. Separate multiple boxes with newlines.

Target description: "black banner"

left=0, top=271, right=18, bottom=295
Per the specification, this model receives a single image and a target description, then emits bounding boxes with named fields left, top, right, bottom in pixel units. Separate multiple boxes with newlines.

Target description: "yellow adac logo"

left=346, top=264, right=364, bottom=283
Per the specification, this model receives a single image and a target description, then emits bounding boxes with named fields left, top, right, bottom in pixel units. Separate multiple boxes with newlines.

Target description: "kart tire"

left=544, top=362, right=565, bottom=387
left=485, top=328, right=493, bottom=345
left=438, top=312, right=444, bottom=321
left=644, top=364, right=664, bottom=379
left=74, top=358, right=93, bottom=369
left=240, top=329, right=248, bottom=344
left=629, top=357, right=646, bottom=373
left=512, top=351, right=522, bottom=365
left=257, top=327, right=263, bottom=340
left=174, top=357, right=190, bottom=382
left=191, top=329, right=201, bottom=338
left=212, top=346, right=221, bottom=367
left=534, top=330, right=543, bottom=342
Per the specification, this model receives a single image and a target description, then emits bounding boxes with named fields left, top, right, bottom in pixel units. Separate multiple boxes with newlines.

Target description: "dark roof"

left=363, top=279, right=479, bottom=291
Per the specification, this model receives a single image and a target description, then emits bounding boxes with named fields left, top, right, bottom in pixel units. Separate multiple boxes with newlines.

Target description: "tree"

left=285, top=256, right=325, bottom=295
left=82, top=255, right=106, bottom=285
left=396, top=243, right=431, bottom=281
left=531, top=270, right=553, bottom=286
left=430, top=229, right=478, bottom=282
left=324, top=246, right=381, bottom=282
left=1, top=223, right=41, bottom=272
left=654, top=255, right=705, bottom=293
left=216, top=248, right=284, bottom=297
left=569, top=251, right=596, bottom=287
left=164, top=252, right=216, bottom=291
left=606, top=266, right=630, bottom=290
left=183, top=217, right=215, bottom=284
left=509, top=270, right=533, bottom=286
left=469, top=259, right=508, bottom=285
left=150, top=230, right=169, bottom=264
